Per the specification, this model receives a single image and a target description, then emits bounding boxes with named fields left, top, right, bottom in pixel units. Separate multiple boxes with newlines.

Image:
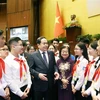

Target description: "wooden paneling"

left=0, top=4, right=7, bottom=35
left=7, top=0, right=34, bottom=45
left=17, top=0, right=24, bottom=11
left=7, top=0, right=31, bottom=13
left=24, top=0, right=31, bottom=10
left=7, top=10, right=30, bottom=27
left=66, top=27, right=81, bottom=54
left=7, top=0, right=17, bottom=13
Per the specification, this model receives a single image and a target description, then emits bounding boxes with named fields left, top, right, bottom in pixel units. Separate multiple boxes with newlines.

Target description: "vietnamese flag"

left=54, top=2, right=64, bottom=37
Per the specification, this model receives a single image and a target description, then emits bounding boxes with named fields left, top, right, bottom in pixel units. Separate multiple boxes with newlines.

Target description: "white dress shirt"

left=0, top=71, right=8, bottom=97
left=39, top=50, right=49, bottom=64
left=71, top=56, right=88, bottom=90
left=82, top=57, right=100, bottom=95
left=4, top=53, right=32, bottom=97
left=91, top=59, right=100, bottom=97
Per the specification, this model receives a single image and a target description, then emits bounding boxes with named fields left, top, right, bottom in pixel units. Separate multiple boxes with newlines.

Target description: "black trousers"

left=33, top=89, right=53, bottom=100
left=10, top=85, right=31, bottom=100
left=0, top=96, right=5, bottom=100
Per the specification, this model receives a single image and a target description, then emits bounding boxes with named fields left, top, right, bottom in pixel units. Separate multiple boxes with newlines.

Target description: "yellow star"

left=55, top=16, right=60, bottom=24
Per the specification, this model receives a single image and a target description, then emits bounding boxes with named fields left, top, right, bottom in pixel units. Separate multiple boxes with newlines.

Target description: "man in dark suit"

left=30, top=36, right=59, bottom=100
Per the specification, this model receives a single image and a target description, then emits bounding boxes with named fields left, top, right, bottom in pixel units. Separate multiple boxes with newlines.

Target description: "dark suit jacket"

left=23, top=52, right=34, bottom=68
left=30, top=50, right=57, bottom=91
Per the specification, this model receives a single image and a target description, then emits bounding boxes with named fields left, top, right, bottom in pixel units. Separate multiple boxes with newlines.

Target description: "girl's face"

left=29, top=46, right=35, bottom=54
left=74, top=45, right=83, bottom=56
left=88, top=45, right=97, bottom=56
left=61, top=47, right=69, bottom=59
left=0, top=45, right=9, bottom=59
left=48, top=45, right=55, bottom=52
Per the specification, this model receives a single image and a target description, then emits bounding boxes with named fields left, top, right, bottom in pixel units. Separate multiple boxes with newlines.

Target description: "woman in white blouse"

left=71, top=42, right=89, bottom=100
left=91, top=40, right=100, bottom=100
left=82, top=41, right=99, bottom=100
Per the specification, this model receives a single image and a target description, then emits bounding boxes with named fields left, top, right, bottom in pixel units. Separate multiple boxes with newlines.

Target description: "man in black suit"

left=30, top=36, right=59, bottom=100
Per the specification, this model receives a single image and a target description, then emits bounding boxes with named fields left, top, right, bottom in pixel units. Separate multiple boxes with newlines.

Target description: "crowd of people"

left=0, top=29, right=100, bottom=100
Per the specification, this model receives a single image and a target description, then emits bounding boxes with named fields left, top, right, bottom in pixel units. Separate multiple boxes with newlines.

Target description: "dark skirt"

left=10, top=85, right=31, bottom=100
left=0, top=96, right=5, bottom=100
left=58, top=80, right=74, bottom=100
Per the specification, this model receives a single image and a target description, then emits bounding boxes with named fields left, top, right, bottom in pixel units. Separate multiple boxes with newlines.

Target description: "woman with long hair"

left=71, top=42, right=89, bottom=100
left=82, top=41, right=99, bottom=100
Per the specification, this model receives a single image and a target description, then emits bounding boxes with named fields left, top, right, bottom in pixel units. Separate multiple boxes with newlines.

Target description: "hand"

left=83, top=92, right=88, bottom=97
left=72, top=88, right=76, bottom=94
left=61, top=79, right=69, bottom=84
left=81, top=89, right=85, bottom=97
left=71, top=84, right=74, bottom=90
left=92, top=96, right=98, bottom=100
left=54, top=72, right=59, bottom=80
left=21, top=92, right=28, bottom=99
left=5, top=87, right=10, bottom=97
left=24, top=88, right=30, bottom=95
left=3, top=87, right=10, bottom=100
left=38, top=73, right=48, bottom=81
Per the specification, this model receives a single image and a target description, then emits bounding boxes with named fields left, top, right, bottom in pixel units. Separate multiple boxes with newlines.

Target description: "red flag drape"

left=54, top=2, right=64, bottom=38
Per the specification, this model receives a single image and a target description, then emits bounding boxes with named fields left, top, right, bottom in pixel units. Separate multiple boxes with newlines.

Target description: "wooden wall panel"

left=24, top=0, right=31, bottom=10
left=7, top=0, right=34, bottom=44
left=7, top=10, right=30, bottom=27
left=18, top=0, right=24, bottom=11
left=7, top=0, right=17, bottom=13
left=0, top=4, right=7, bottom=35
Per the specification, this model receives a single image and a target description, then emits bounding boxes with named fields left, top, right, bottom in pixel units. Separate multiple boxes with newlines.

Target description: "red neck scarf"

left=14, top=58, right=27, bottom=81
left=72, top=60, right=80, bottom=76
left=93, top=66, right=100, bottom=81
left=0, top=58, right=5, bottom=79
left=84, top=60, right=95, bottom=77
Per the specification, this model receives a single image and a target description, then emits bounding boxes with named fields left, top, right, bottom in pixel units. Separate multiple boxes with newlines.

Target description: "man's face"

left=0, top=34, right=5, bottom=47
left=38, top=38, right=48, bottom=51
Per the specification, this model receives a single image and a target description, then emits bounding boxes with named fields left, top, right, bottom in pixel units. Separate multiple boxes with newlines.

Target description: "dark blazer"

left=30, top=50, right=57, bottom=91
left=23, top=52, right=34, bottom=68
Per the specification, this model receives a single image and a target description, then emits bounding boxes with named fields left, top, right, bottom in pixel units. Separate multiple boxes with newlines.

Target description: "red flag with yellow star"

left=54, top=2, right=64, bottom=37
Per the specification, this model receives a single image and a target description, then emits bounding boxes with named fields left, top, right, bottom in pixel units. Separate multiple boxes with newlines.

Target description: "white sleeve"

left=0, top=85, right=6, bottom=97
left=75, top=60, right=88, bottom=90
left=25, top=61, right=32, bottom=89
left=5, top=63, right=24, bottom=97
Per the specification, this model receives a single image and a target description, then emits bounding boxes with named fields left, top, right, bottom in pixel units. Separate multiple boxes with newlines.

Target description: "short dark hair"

left=22, top=40, right=27, bottom=47
left=51, top=38, right=59, bottom=43
left=59, top=46, right=70, bottom=59
left=36, top=36, right=46, bottom=44
left=8, top=37, right=21, bottom=50
left=0, top=30, right=3, bottom=36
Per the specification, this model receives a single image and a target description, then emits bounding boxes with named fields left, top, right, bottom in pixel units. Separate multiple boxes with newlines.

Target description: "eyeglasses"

left=0, top=49, right=9, bottom=51
left=74, top=48, right=81, bottom=50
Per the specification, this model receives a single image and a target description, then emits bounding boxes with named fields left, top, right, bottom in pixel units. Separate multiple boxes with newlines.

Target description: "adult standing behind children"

left=4, top=37, right=32, bottom=100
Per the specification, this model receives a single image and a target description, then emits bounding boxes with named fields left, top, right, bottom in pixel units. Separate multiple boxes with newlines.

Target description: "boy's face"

left=0, top=34, right=5, bottom=47
left=13, top=40, right=23, bottom=54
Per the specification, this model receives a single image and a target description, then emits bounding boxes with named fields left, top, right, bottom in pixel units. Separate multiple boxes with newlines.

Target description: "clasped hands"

left=38, top=72, right=59, bottom=81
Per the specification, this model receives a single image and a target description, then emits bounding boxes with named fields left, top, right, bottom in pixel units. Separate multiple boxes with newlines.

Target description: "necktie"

left=0, top=58, right=5, bottom=79
left=42, top=52, right=47, bottom=64
left=14, top=58, right=27, bottom=81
